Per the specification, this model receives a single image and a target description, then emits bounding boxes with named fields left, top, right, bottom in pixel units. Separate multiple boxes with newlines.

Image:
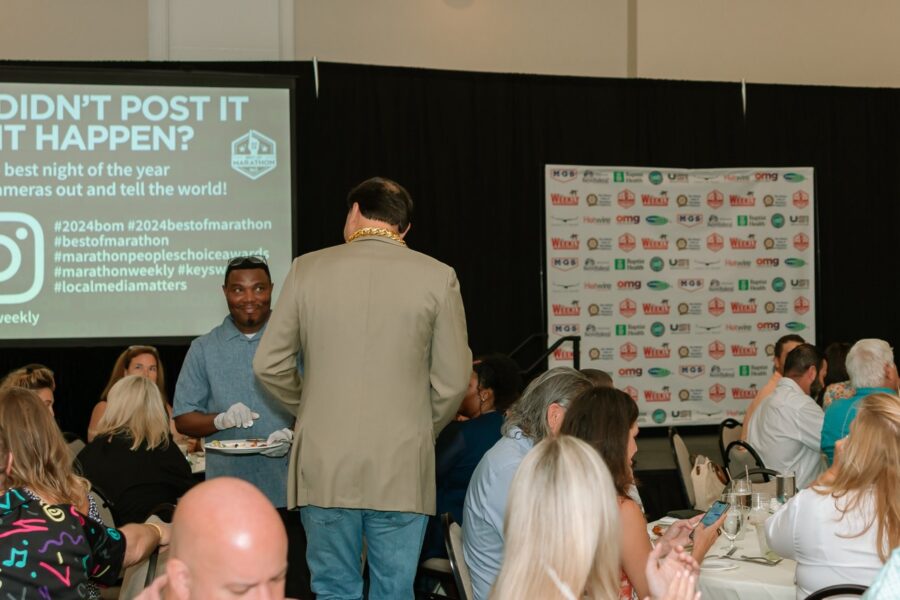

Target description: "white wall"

left=2, top=0, right=900, bottom=88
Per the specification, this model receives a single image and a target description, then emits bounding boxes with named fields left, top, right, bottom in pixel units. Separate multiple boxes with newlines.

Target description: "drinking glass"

left=722, top=503, right=744, bottom=554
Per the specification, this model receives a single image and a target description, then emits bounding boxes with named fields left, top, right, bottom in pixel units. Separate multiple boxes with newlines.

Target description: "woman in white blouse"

left=766, top=392, right=900, bottom=598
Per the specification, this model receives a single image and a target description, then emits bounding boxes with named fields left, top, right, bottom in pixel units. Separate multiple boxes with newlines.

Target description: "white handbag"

left=690, top=455, right=727, bottom=510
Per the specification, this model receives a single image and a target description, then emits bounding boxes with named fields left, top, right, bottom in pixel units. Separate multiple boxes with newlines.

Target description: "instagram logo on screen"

left=0, top=213, right=44, bottom=304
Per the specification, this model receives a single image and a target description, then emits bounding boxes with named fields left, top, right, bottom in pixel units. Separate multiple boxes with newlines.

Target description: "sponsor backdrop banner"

left=546, top=166, right=815, bottom=427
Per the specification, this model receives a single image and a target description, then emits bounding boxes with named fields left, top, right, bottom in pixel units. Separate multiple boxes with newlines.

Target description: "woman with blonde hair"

left=490, top=436, right=699, bottom=600
left=77, top=375, right=195, bottom=525
left=766, top=392, right=900, bottom=598
left=0, top=363, right=56, bottom=414
left=0, top=387, right=169, bottom=598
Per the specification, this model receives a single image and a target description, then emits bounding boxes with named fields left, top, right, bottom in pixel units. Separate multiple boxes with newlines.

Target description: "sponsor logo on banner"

left=793, top=190, right=810, bottom=207
left=645, top=388, right=672, bottom=402
left=707, top=233, right=724, bottom=252
left=650, top=322, right=666, bottom=337
left=650, top=257, right=665, bottom=272
left=583, top=258, right=610, bottom=272
left=784, top=173, right=806, bottom=183
left=551, top=281, right=580, bottom=292
left=550, top=168, right=578, bottom=182
left=757, top=321, right=781, bottom=331
left=670, top=323, right=691, bottom=334
left=647, top=280, right=670, bottom=290
left=552, top=302, right=581, bottom=316
left=619, top=367, right=643, bottom=378
left=554, top=347, right=574, bottom=360
left=710, top=365, right=736, bottom=377
left=696, top=323, right=723, bottom=334
left=583, top=215, right=611, bottom=225
left=617, top=215, right=641, bottom=226
left=644, top=344, right=672, bottom=359
left=649, top=367, right=671, bottom=377
left=755, top=172, right=779, bottom=181
left=648, top=171, right=663, bottom=185
left=619, top=298, right=637, bottom=317
left=708, top=340, right=726, bottom=359
left=790, top=215, right=811, bottom=226
left=585, top=324, right=612, bottom=337
left=680, top=365, right=705, bottom=378
left=617, top=280, right=642, bottom=290
left=732, top=386, right=757, bottom=400
left=707, top=190, right=724, bottom=208
left=642, top=193, right=669, bottom=207
left=756, top=258, right=780, bottom=267
left=551, top=192, right=579, bottom=206
left=772, top=277, right=786, bottom=292
left=676, top=194, right=691, bottom=207
left=790, top=278, right=810, bottom=290
left=709, top=384, right=727, bottom=403
left=794, top=233, right=810, bottom=250
left=786, top=321, right=806, bottom=331
left=646, top=215, right=668, bottom=225
left=677, top=213, right=703, bottom=227
left=619, top=233, right=636, bottom=252
left=709, top=279, right=735, bottom=292
left=731, top=298, right=756, bottom=315
left=582, top=170, right=610, bottom=183
left=584, top=281, right=613, bottom=291
left=586, top=193, right=600, bottom=206
left=552, top=323, right=580, bottom=335
left=620, top=342, right=638, bottom=362
left=616, top=323, right=646, bottom=336
left=670, top=258, right=691, bottom=269
left=708, top=297, right=725, bottom=316
left=679, top=345, right=703, bottom=358
left=763, top=195, right=775, bottom=207
left=730, top=236, right=757, bottom=249
left=678, top=278, right=704, bottom=292
left=618, top=189, right=636, bottom=208
left=794, top=297, right=811, bottom=314
left=730, top=193, right=756, bottom=207
left=624, top=386, right=640, bottom=402
left=667, top=172, right=689, bottom=182
left=785, top=258, right=805, bottom=267
left=549, top=216, right=579, bottom=226
left=771, top=213, right=785, bottom=228
left=726, top=259, right=752, bottom=268
left=551, top=257, right=579, bottom=271
left=643, top=301, right=670, bottom=315
left=614, top=258, right=646, bottom=271
left=726, top=324, right=753, bottom=332
left=642, top=236, right=669, bottom=250
left=551, top=235, right=579, bottom=250
left=707, top=214, right=732, bottom=227
left=731, top=342, right=758, bottom=356
left=675, top=237, right=702, bottom=251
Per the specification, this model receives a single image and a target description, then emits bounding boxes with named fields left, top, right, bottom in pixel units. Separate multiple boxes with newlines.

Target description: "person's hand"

left=213, top=402, right=260, bottom=430
left=134, top=574, right=169, bottom=600
left=661, top=515, right=702, bottom=548
left=261, top=428, right=293, bottom=457
left=146, top=521, right=171, bottom=547
left=645, top=567, right=700, bottom=600
left=690, top=511, right=726, bottom=560
left=646, top=541, right=700, bottom=600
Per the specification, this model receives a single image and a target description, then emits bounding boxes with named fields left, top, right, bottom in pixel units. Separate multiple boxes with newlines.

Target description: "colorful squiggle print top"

left=0, top=487, right=125, bottom=598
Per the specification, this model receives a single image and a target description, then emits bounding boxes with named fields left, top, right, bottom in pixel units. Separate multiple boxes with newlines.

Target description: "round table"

left=699, top=525, right=796, bottom=600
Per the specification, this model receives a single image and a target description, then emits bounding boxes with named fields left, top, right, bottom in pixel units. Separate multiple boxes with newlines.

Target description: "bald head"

left=166, top=478, right=287, bottom=600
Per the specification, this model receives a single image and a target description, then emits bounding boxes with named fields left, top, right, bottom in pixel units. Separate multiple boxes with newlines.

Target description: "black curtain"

left=1, top=61, right=896, bottom=437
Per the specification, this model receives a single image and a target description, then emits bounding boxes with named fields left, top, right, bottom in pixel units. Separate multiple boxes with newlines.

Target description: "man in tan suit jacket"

left=254, top=177, right=472, bottom=600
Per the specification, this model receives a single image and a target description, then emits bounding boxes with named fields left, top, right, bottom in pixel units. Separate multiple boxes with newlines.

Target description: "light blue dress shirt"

left=462, top=426, right=534, bottom=600
left=174, top=316, right=296, bottom=507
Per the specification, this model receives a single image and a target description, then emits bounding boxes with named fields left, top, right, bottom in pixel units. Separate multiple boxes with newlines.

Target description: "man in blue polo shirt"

left=173, top=256, right=309, bottom=597
left=821, top=338, right=899, bottom=464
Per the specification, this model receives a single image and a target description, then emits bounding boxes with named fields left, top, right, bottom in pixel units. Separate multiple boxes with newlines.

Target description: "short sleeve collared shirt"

left=174, top=316, right=296, bottom=507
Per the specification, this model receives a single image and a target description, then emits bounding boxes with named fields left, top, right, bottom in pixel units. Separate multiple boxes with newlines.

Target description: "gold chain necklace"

left=346, top=227, right=407, bottom=247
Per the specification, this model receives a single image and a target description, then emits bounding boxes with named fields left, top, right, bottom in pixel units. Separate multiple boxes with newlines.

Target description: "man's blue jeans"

left=300, top=506, right=428, bottom=600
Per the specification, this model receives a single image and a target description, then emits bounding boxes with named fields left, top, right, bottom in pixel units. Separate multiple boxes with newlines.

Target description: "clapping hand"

left=645, top=542, right=700, bottom=600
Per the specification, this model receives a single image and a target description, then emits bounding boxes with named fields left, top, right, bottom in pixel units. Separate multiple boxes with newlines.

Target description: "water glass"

left=776, top=471, right=796, bottom=503
left=722, top=503, right=744, bottom=553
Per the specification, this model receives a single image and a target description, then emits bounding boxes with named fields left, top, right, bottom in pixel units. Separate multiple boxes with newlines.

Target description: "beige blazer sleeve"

left=253, top=259, right=304, bottom=410
left=429, top=268, right=472, bottom=437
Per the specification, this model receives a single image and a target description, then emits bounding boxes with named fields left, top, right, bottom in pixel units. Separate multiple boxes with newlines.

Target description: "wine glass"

left=722, top=503, right=744, bottom=554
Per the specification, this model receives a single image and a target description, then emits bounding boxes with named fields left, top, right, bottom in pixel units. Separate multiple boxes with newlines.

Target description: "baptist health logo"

left=0, top=213, right=44, bottom=304
left=231, top=130, right=277, bottom=180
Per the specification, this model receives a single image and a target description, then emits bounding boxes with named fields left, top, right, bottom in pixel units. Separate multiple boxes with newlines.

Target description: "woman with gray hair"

left=821, top=338, right=899, bottom=464
left=461, top=367, right=593, bottom=600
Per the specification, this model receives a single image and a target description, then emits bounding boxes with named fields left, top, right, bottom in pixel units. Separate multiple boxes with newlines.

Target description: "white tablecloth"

left=699, top=526, right=796, bottom=600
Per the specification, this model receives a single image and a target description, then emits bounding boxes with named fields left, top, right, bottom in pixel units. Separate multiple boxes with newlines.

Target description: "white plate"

left=204, top=439, right=283, bottom=455
left=701, top=559, right=739, bottom=572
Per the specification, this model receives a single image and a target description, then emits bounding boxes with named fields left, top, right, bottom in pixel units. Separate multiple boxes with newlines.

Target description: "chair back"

left=717, top=418, right=742, bottom=464
left=89, top=486, right=116, bottom=527
left=67, top=438, right=86, bottom=458
left=668, top=427, right=695, bottom=507
left=725, top=440, right=769, bottom=481
left=442, top=513, right=473, bottom=600
left=803, top=583, right=868, bottom=599
left=119, top=515, right=169, bottom=599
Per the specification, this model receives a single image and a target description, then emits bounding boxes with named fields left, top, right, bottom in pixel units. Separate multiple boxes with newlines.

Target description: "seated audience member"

left=766, top=392, right=900, bottom=597
left=581, top=368, right=614, bottom=387
left=0, top=387, right=168, bottom=598
left=490, top=436, right=700, bottom=600
left=90, top=346, right=195, bottom=449
left=821, top=341, right=855, bottom=408
left=463, top=367, right=593, bottom=600
left=821, top=338, right=899, bottom=464
left=0, top=363, right=56, bottom=414
left=422, top=354, right=523, bottom=560
left=77, top=375, right=196, bottom=525
left=135, top=477, right=289, bottom=600
left=747, top=344, right=827, bottom=489
left=743, top=334, right=805, bottom=440
left=560, top=386, right=722, bottom=599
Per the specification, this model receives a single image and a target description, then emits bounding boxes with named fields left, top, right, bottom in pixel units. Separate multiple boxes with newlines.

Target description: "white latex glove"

left=213, top=402, right=260, bottom=430
left=261, top=428, right=293, bottom=457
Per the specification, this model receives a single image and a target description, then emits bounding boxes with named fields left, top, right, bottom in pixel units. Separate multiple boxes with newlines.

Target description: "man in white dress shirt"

left=747, top=343, right=827, bottom=489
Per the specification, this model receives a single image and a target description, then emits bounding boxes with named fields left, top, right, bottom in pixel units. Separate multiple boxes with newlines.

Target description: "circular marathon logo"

left=650, top=322, right=665, bottom=337
left=652, top=409, right=667, bottom=424
left=771, top=213, right=785, bottom=228
left=648, top=171, right=663, bottom=185
left=772, top=277, right=786, bottom=292
left=650, top=257, right=664, bottom=272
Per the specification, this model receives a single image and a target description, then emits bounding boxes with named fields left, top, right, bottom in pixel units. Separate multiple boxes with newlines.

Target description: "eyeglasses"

left=227, top=255, right=268, bottom=268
